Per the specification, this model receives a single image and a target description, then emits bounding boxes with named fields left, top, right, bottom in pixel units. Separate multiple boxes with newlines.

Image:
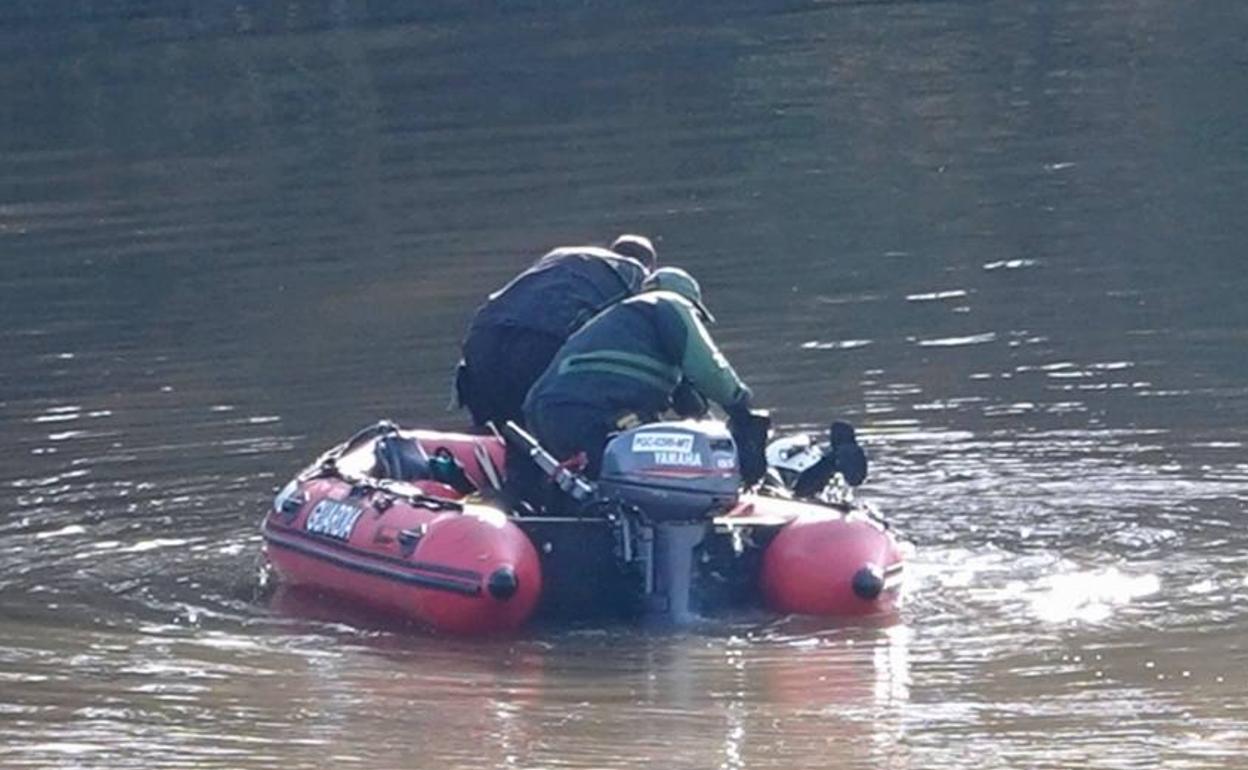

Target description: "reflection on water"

left=1024, top=567, right=1161, bottom=624
left=0, top=614, right=924, bottom=770
left=3, top=0, right=1248, bottom=767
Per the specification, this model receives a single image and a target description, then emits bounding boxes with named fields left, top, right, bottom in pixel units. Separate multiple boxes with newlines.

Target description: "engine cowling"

left=597, top=421, right=740, bottom=522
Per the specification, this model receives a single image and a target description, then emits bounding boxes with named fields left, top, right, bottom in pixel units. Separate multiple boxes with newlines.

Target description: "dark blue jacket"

left=469, top=247, right=649, bottom=340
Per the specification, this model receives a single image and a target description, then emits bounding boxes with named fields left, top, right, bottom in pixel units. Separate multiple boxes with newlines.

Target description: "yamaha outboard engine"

left=598, top=421, right=740, bottom=621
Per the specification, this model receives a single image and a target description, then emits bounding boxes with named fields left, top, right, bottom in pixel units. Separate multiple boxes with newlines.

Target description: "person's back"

left=469, top=246, right=646, bottom=340
left=523, top=268, right=751, bottom=476
left=455, top=235, right=656, bottom=427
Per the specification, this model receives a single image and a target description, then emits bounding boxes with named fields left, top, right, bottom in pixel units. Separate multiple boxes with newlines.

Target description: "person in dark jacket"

left=523, top=267, right=753, bottom=477
left=455, top=235, right=657, bottom=427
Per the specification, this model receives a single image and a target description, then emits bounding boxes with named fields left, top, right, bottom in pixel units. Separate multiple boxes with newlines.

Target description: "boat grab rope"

left=299, top=420, right=464, bottom=513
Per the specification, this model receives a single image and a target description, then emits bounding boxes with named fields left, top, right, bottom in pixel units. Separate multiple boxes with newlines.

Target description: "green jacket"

left=523, top=290, right=751, bottom=421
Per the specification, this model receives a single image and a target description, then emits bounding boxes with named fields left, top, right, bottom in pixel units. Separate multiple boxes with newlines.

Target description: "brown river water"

left=2, top=1, right=1247, bottom=768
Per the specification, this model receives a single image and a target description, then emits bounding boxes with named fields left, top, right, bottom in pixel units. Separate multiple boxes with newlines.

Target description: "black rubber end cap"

left=487, top=567, right=519, bottom=601
left=851, top=566, right=884, bottom=601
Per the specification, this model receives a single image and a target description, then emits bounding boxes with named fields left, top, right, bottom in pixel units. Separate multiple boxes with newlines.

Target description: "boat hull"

left=263, top=477, right=541, bottom=635
left=261, top=425, right=907, bottom=634
left=719, top=495, right=904, bottom=618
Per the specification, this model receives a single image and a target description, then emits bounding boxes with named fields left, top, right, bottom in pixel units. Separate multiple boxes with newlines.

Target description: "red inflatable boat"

left=261, top=418, right=906, bottom=634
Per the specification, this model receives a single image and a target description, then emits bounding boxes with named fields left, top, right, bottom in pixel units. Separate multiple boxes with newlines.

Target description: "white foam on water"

left=1028, top=568, right=1161, bottom=624
left=916, top=332, right=997, bottom=347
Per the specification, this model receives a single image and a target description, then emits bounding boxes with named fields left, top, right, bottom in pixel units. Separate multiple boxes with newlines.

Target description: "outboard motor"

left=766, top=420, right=868, bottom=498
left=598, top=421, right=740, bottom=621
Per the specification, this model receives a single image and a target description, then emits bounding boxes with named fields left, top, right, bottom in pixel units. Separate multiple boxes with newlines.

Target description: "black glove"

left=723, top=399, right=754, bottom=428
left=727, top=406, right=769, bottom=487
left=791, top=420, right=868, bottom=495
left=792, top=453, right=837, bottom=498
left=829, top=420, right=868, bottom=486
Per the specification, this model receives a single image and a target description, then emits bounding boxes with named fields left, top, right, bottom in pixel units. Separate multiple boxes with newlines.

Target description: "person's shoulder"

left=650, top=289, right=697, bottom=310
left=529, top=246, right=615, bottom=273
left=629, top=290, right=697, bottom=318
left=541, top=245, right=618, bottom=262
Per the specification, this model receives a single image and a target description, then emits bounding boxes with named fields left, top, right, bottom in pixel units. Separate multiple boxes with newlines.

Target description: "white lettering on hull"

left=305, top=500, right=363, bottom=540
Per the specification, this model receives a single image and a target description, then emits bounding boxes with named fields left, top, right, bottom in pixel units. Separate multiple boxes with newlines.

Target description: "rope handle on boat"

left=336, top=470, right=464, bottom=512
left=753, top=477, right=891, bottom=529
left=298, top=420, right=463, bottom=513
left=302, top=419, right=400, bottom=480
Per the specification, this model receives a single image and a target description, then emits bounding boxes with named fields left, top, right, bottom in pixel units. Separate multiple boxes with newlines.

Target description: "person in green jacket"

left=523, top=267, right=753, bottom=477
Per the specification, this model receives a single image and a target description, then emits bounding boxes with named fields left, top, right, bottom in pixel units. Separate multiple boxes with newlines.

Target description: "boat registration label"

left=305, top=499, right=363, bottom=540
left=632, top=433, right=694, bottom=453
